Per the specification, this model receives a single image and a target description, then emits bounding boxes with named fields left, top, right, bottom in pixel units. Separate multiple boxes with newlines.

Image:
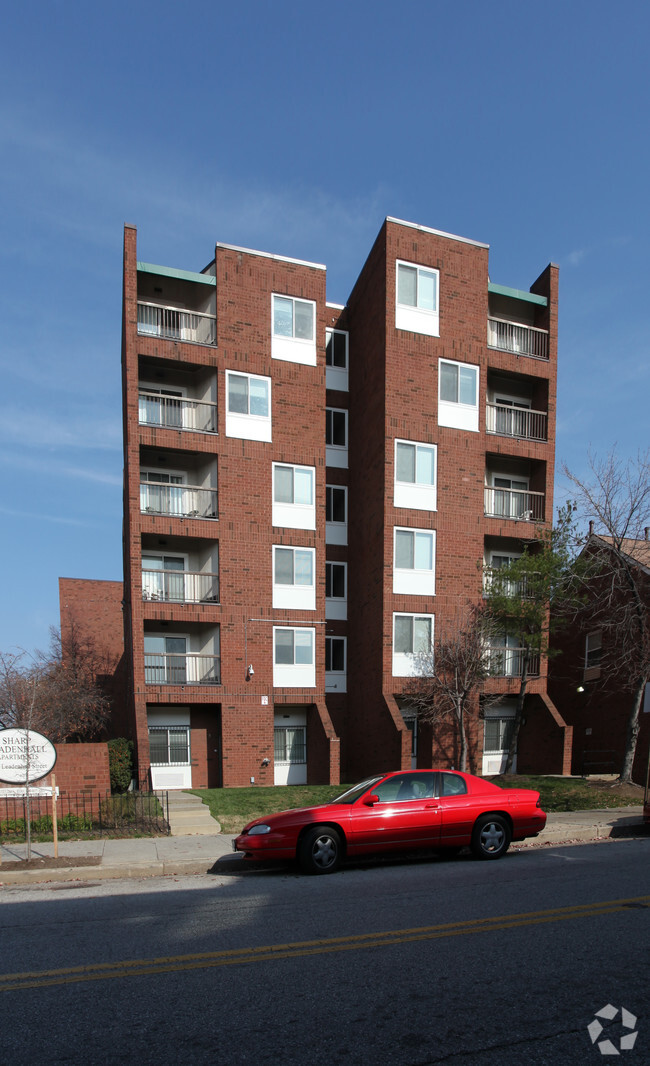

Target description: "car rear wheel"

left=299, top=826, right=342, bottom=875
left=471, top=815, right=511, bottom=860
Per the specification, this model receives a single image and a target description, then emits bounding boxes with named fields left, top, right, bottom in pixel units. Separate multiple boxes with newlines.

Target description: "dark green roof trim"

left=137, top=262, right=216, bottom=286
left=488, top=282, right=546, bottom=307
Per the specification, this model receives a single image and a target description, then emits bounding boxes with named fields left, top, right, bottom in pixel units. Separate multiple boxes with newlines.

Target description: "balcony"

left=487, top=318, right=548, bottom=360
left=142, top=568, right=219, bottom=604
left=483, top=568, right=540, bottom=599
left=486, top=402, right=547, bottom=442
left=485, top=646, right=540, bottom=678
left=137, top=301, right=216, bottom=346
left=139, top=391, right=217, bottom=434
left=484, top=486, right=545, bottom=522
left=140, top=483, right=218, bottom=519
left=144, top=653, right=221, bottom=685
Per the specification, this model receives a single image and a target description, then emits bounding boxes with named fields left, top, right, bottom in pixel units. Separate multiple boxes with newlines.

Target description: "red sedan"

left=233, top=769, right=547, bottom=874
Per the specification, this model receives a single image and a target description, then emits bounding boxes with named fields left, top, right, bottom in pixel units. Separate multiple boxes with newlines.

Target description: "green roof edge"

left=137, top=262, right=216, bottom=286
left=488, top=282, right=547, bottom=306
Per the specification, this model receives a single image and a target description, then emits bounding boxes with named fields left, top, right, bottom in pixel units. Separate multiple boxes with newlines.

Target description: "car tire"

left=299, top=826, right=342, bottom=875
left=471, top=815, right=511, bottom=860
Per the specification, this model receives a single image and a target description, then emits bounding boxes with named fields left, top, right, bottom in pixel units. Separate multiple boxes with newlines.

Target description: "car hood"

left=242, top=803, right=342, bottom=833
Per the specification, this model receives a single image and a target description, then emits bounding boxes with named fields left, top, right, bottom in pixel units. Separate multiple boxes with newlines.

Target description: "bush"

left=108, top=738, right=134, bottom=793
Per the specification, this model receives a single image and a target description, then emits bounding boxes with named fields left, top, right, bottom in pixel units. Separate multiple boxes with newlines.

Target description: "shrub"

left=108, top=738, right=134, bottom=793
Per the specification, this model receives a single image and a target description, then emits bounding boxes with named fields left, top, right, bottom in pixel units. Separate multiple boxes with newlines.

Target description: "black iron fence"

left=0, top=790, right=170, bottom=841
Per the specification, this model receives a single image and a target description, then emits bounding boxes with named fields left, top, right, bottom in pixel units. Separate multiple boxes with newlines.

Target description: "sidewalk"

left=0, top=808, right=645, bottom=886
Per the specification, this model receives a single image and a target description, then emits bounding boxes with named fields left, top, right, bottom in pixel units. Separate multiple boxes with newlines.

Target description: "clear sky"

left=0, top=0, right=648, bottom=654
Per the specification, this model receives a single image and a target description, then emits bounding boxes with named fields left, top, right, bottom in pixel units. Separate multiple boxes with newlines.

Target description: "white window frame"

left=326, top=485, right=347, bottom=545
left=438, top=359, right=479, bottom=432
left=273, top=626, right=316, bottom=688
left=393, top=528, right=436, bottom=596
left=584, top=630, right=602, bottom=681
left=326, top=407, right=348, bottom=468
left=225, top=370, right=272, bottom=442
left=325, top=636, right=347, bottom=693
left=326, top=328, right=349, bottom=391
left=394, top=439, right=437, bottom=511
left=272, top=462, right=316, bottom=530
left=325, top=561, right=347, bottom=620
left=395, top=260, right=440, bottom=337
left=272, top=546, right=316, bottom=610
left=272, top=294, right=317, bottom=365
left=392, top=613, right=434, bottom=677
left=142, top=552, right=188, bottom=603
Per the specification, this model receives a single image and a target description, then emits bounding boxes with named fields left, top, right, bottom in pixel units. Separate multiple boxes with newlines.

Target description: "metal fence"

left=0, top=790, right=170, bottom=840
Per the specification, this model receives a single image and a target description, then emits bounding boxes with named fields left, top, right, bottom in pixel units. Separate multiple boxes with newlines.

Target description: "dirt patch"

left=0, top=856, right=100, bottom=872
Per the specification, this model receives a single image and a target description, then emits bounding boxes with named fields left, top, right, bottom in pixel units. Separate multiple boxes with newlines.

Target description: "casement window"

left=272, top=294, right=317, bottom=365
left=272, top=463, right=315, bottom=530
left=395, top=260, right=440, bottom=336
left=325, top=636, right=347, bottom=693
left=325, top=561, right=347, bottom=619
left=326, top=485, right=347, bottom=545
left=393, top=528, right=436, bottom=596
left=225, top=370, right=271, bottom=442
left=584, top=631, right=602, bottom=681
left=326, top=408, right=348, bottom=468
left=394, top=439, right=437, bottom=511
left=438, top=359, right=479, bottom=432
left=272, top=546, right=315, bottom=610
left=393, top=613, right=434, bottom=677
left=273, top=626, right=315, bottom=687
left=326, top=328, right=349, bottom=391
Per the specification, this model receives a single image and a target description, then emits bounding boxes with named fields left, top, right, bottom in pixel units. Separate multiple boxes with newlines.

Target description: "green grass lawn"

left=190, top=775, right=644, bottom=834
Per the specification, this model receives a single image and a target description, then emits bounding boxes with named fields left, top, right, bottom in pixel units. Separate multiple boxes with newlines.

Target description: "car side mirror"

left=363, top=794, right=379, bottom=806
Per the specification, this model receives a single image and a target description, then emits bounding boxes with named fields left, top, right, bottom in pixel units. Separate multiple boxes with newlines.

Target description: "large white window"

left=396, top=260, right=440, bottom=336
left=326, top=485, right=347, bottom=545
left=394, top=440, right=437, bottom=511
left=438, top=359, right=479, bottom=432
left=392, top=613, right=434, bottom=677
left=272, top=294, right=316, bottom=365
left=225, top=370, right=272, bottom=442
left=272, top=546, right=315, bottom=610
left=326, top=408, right=348, bottom=468
left=325, top=636, right=347, bottom=693
left=272, top=463, right=315, bottom=530
left=326, top=328, right=349, bottom=391
left=273, top=627, right=315, bottom=687
left=393, top=528, right=436, bottom=596
left=325, top=561, right=347, bottom=620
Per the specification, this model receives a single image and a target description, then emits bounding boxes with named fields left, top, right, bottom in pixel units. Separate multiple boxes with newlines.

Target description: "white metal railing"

left=139, top=391, right=217, bottom=434
left=485, top=403, right=547, bottom=441
left=487, top=318, right=549, bottom=359
left=142, top=569, right=219, bottom=604
left=137, top=301, right=217, bottom=345
left=140, top=483, right=218, bottom=519
left=484, top=487, right=545, bottom=521
left=485, top=646, right=540, bottom=678
left=144, top=653, right=221, bottom=685
left=483, top=569, right=540, bottom=599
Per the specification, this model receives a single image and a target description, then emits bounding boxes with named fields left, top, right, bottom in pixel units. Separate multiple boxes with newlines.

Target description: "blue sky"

left=1, top=1, right=648, bottom=653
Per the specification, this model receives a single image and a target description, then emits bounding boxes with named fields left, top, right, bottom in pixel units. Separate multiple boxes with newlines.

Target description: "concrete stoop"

left=165, top=791, right=221, bottom=836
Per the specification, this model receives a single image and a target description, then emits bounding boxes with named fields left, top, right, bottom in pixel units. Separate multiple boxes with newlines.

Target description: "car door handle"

left=425, top=803, right=439, bottom=809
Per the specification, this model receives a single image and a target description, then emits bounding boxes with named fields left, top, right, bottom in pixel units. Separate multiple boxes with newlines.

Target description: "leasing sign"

left=0, top=728, right=57, bottom=784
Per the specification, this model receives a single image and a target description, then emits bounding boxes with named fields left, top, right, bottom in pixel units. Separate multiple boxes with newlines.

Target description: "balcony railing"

left=137, top=301, right=217, bottom=345
left=483, top=569, right=540, bottom=599
left=485, top=646, right=540, bottom=678
left=487, top=318, right=549, bottom=360
left=142, top=569, right=219, bottom=604
left=486, top=403, right=547, bottom=442
left=140, top=484, right=218, bottom=519
left=484, top=487, right=545, bottom=521
left=139, top=391, right=217, bottom=434
left=144, top=653, right=221, bottom=685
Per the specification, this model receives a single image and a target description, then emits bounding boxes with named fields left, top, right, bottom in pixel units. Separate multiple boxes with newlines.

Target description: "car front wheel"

left=299, top=826, right=342, bottom=874
left=471, top=815, right=511, bottom=860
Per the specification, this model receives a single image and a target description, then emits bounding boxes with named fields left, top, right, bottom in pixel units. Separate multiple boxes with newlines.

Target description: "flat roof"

left=488, top=282, right=547, bottom=307
left=137, top=262, right=216, bottom=286
left=386, top=216, right=489, bottom=250
left=215, top=242, right=326, bottom=271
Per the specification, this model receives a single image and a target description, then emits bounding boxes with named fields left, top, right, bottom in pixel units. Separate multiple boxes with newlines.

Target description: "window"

left=325, top=636, right=347, bottom=693
left=483, top=716, right=515, bottom=754
left=394, top=440, right=437, bottom=510
left=393, top=528, right=436, bottom=595
left=392, top=613, right=434, bottom=677
left=438, top=359, right=479, bottom=432
left=272, top=294, right=316, bottom=365
left=144, top=634, right=188, bottom=685
left=483, top=550, right=522, bottom=595
left=326, top=328, right=349, bottom=391
left=396, top=261, right=440, bottom=336
left=274, top=714, right=307, bottom=784
left=273, top=627, right=316, bottom=687
left=272, top=546, right=315, bottom=610
left=140, top=469, right=185, bottom=516
left=325, top=561, right=347, bottom=619
left=142, top=554, right=186, bottom=603
left=486, top=474, right=531, bottom=519
left=272, top=463, right=315, bottom=530
left=372, top=772, right=435, bottom=802
left=326, top=408, right=348, bottom=468
left=148, top=725, right=190, bottom=766
left=326, top=485, right=347, bottom=545
left=225, top=370, right=271, bottom=442
left=584, top=631, right=602, bottom=681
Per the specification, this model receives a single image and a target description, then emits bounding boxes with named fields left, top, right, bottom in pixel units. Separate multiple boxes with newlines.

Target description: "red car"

left=233, top=769, right=547, bottom=874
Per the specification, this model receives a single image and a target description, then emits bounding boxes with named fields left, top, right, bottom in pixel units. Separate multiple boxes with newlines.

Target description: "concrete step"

left=165, top=791, right=221, bottom=836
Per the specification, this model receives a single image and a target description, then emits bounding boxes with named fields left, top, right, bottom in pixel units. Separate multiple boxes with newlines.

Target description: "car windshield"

left=330, top=776, right=385, bottom=805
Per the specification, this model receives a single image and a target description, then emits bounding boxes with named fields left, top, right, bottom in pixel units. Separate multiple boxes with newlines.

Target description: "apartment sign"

left=0, top=728, right=57, bottom=784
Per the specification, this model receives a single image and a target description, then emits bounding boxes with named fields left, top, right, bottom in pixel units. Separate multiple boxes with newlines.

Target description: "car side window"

left=440, top=772, right=468, bottom=797
left=373, top=773, right=434, bottom=802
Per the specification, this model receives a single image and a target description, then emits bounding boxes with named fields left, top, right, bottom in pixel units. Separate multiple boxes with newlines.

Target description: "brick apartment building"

left=120, top=216, right=571, bottom=790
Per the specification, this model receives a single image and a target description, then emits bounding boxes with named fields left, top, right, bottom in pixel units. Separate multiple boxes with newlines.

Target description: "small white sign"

left=0, top=786, right=59, bottom=798
left=0, top=729, right=57, bottom=784
left=261, top=696, right=269, bottom=705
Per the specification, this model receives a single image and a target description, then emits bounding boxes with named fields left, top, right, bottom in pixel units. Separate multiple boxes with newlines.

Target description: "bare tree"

left=564, top=448, right=650, bottom=783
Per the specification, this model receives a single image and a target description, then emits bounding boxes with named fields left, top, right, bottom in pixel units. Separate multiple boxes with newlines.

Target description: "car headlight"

left=248, top=824, right=271, bottom=835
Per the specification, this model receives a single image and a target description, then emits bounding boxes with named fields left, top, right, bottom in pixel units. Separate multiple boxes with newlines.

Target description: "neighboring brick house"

left=115, top=216, right=569, bottom=789
left=549, top=534, right=650, bottom=782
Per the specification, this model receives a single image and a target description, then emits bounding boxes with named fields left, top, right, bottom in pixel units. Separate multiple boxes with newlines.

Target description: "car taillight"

left=536, top=798, right=542, bottom=808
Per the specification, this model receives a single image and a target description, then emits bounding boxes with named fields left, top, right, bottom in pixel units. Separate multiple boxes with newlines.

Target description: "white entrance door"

left=274, top=712, right=307, bottom=785
left=148, top=707, right=192, bottom=789
left=482, top=710, right=516, bottom=775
